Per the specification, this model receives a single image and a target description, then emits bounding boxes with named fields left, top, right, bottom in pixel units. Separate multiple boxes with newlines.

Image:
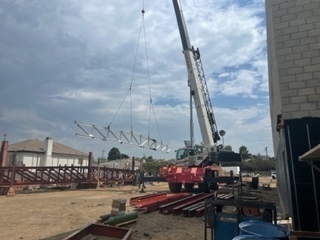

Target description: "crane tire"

left=210, top=183, right=219, bottom=190
left=168, top=183, right=182, bottom=193
left=198, top=183, right=210, bottom=193
left=184, top=183, right=194, bottom=190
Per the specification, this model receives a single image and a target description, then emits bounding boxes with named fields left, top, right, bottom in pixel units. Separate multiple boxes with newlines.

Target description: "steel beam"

left=182, top=201, right=204, bottom=217
left=159, top=193, right=205, bottom=214
left=135, top=193, right=191, bottom=213
left=130, top=193, right=167, bottom=206
left=0, top=166, right=134, bottom=187
left=172, top=192, right=216, bottom=215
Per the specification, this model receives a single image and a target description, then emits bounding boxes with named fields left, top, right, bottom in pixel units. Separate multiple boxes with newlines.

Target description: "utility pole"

left=265, top=147, right=269, bottom=160
left=97, top=157, right=101, bottom=189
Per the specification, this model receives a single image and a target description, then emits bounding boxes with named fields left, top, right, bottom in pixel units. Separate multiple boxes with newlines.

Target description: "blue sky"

left=0, top=0, right=273, bottom=160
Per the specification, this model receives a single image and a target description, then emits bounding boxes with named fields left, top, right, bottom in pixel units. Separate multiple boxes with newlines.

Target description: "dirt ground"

left=0, top=178, right=279, bottom=240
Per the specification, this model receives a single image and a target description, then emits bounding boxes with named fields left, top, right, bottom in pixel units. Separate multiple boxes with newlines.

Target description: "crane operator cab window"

left=188, top=149, right=195, bottom=156
left=176, top=148, right=195, bottom=160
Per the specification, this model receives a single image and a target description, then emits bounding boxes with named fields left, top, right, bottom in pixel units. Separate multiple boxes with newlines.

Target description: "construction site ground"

left=0, top=177, right=279, bottom=240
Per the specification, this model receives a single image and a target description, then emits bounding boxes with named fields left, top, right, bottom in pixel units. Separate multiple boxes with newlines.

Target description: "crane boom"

left=153, top=1, right=241, bottom=193
left=172, top=0, right=220, bottom=152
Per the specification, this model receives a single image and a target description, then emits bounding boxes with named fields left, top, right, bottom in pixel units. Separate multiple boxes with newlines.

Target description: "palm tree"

left=239, top=146, right=250, bottom=161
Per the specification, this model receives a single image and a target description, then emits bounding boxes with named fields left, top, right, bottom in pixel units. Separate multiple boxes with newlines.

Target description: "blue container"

left=239, top=221, right=289, bottom=239
left=233, top=235, right=276, bottom=240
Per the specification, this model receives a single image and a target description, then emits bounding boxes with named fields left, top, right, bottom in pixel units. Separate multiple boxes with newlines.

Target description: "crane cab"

left=175, top=145, right=209, bottom=167
left=176, top=147, right=195, bottom=160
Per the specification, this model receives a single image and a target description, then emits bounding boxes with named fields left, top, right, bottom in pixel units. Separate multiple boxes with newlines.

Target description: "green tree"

left=142, top=160, right=169, bottom=176
left=146, top=156, right=153, bottom=162
left=108, top=147, right=121, bottom=160
left=239, top=146, right=250, bottom=161
left=121, top=153, right=130, bottom=159
left=239, top=159, right=275, bottom=172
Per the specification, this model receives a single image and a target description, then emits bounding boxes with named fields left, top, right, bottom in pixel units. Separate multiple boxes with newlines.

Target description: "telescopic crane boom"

left=153, top=1, right=241, bottom=193
left=172, top=0, right=220, bottom=153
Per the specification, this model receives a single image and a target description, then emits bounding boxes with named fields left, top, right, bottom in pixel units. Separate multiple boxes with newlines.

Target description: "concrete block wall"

left=266, top=0, right=320, bottom=233
left=266, top=0, right=320, bottom=153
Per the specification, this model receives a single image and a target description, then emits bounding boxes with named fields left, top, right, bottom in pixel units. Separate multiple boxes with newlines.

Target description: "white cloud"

left=215, top=104, right=272, bottom=155
left=217, top=69, right=260, bottom=98
left=51, top=89, right=113, bottom=102
left=0, top=108, right=45, bottom=124
left=0, top=0, right=274, bottom=159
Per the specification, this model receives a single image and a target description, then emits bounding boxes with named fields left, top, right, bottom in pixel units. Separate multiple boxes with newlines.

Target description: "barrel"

left=233, top=235, right=276, bottom=240
left=239, top=221, right=289, bottom=239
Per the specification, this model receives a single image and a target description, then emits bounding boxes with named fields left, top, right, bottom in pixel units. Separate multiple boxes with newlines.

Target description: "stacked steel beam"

left=130, top=192, right=190, bottom=213
left=130, top=192, right=235, bottom=217
left=159, top=192, right=216, bottom=215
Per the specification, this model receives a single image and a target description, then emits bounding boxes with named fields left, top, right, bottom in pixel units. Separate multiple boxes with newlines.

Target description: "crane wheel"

left=198, top=183, right=210, bottom=193
left=168, top=183, right=182, bottom=193
left=184, top=183, right=194, bottom=190
left=210, top=183, right=219, bottom=190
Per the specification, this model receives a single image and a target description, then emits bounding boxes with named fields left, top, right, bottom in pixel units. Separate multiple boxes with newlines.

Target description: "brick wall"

left=266, top=0, right=320, bottom=153
left=266, top=0, right=320, bottom=233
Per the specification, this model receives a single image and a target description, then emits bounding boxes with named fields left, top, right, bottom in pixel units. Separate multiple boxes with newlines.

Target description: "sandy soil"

left=0, top=178, right=279, bottom=240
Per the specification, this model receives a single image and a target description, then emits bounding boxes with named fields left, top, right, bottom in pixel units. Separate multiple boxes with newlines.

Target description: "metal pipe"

left=306, top=124, right=320, bottom=231
left=104, top=211, right=138, bottom=226
left=190, top=90, right=194, bottom=148
left=286, top=126, right=301, bottom=230
left=0, top=141, right=8, bottom=167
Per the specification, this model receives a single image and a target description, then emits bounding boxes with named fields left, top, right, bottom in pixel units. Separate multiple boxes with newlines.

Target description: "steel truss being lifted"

left=74, top=6, right=171, bottom=154
left=75, top=121, right=171, bottom=153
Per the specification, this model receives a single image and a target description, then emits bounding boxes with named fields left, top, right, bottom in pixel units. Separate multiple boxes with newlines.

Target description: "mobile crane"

left=158, top=0, right=241, bottom=193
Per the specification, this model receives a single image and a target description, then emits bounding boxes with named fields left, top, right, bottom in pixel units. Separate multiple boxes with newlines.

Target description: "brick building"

left=265, top=0, right=320, bottom=235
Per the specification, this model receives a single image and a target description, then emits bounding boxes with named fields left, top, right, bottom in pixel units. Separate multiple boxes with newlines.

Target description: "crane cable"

left=141, top=5, right=163, bottom=143
left=108, top=4, right=144, bottom=131
left=108, top=1, right=163, bottom=144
